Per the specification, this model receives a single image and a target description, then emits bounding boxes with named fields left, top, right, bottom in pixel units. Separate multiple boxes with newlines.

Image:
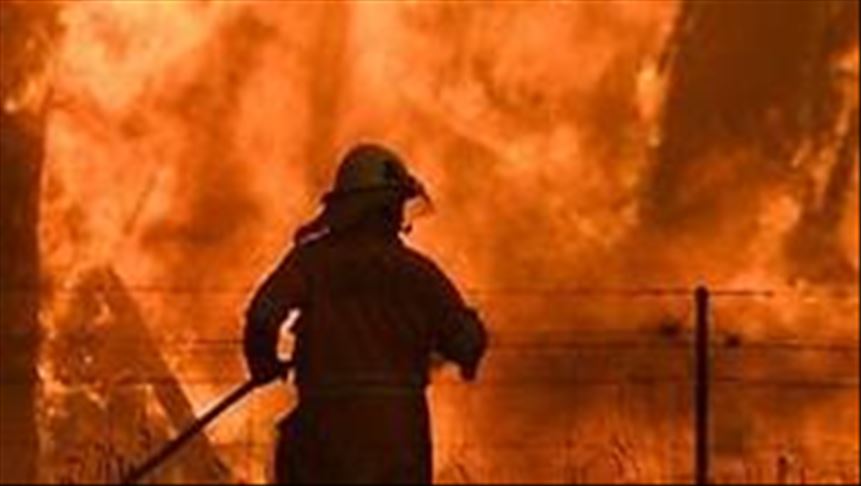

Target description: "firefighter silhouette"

left=243, top=143, right=487, bottom=484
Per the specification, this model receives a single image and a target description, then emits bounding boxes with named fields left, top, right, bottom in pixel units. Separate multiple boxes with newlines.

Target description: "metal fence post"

left=694, top=285, right=710, bottom=484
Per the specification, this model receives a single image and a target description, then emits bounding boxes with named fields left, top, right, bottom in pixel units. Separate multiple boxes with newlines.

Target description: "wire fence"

left=5, top=282, right=858, bottom=298
left=4, top=282, right=858, bottom=483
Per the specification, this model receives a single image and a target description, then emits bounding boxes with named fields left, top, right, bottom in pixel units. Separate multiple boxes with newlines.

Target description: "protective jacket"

left=244, top=224, right=486, bottom=484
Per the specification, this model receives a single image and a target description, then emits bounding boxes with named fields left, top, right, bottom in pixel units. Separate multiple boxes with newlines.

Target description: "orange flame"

left=34, top=0, right=858, bottom=483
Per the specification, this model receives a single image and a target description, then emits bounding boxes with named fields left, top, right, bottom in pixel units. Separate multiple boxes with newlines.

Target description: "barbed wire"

left=31, top=374, right=859, bottom=389
left=2, top=283, right=859, bottom=300
left=38, top=333, right=859, bottom=352
left=5, top=279, right=856, bottom=403
left=45, top=438, right=861, bottom=450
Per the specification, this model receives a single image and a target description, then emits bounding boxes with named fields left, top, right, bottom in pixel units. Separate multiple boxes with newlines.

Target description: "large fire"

left=1, top=0, right=857, bottom=483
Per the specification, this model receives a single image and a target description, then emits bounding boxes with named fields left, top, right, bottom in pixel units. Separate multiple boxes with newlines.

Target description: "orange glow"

left=28, top=0, right=859, bottom=483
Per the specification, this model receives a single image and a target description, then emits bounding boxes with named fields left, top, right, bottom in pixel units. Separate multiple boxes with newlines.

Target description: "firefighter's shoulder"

left=397, top=245, right=458, bottom=290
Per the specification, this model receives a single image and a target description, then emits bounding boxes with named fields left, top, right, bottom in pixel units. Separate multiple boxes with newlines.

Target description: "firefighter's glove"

left=248, top=358, right=289, bottom=386
left=450, top=308, right=488, bottom=382
left=460, top=359, right=481, bottom=382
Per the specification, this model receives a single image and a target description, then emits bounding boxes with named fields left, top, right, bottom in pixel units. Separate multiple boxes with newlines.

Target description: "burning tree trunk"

left=0, top=2, right=59, bottom=482
left=0, top=102, right=43, bottom=486
left=640, top=0, right=858, bottom=280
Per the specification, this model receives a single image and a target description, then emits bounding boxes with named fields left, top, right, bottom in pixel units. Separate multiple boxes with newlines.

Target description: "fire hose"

left=121, top=362, right=293, bottom=484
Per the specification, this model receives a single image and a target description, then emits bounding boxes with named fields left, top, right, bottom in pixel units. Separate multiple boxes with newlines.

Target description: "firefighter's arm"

left=243, top=250, right=306, bottom=385
left=436, top=306, right=487, bottom=381
left=429, top=270, right=488, bottom=381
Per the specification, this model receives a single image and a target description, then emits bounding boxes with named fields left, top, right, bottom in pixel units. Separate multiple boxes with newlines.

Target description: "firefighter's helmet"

left=295, top=143, right=431, bottom=243
left=325, top=143, right=425, bottom=202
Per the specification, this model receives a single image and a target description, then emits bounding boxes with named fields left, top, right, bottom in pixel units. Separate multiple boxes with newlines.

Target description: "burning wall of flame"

left=29, top=0, right=858, bottom=483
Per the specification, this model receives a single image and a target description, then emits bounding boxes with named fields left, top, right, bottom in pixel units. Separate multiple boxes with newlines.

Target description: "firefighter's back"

left=278, top=229, right=457, bottom=484
left=291, top=229, right=455, bottom=395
